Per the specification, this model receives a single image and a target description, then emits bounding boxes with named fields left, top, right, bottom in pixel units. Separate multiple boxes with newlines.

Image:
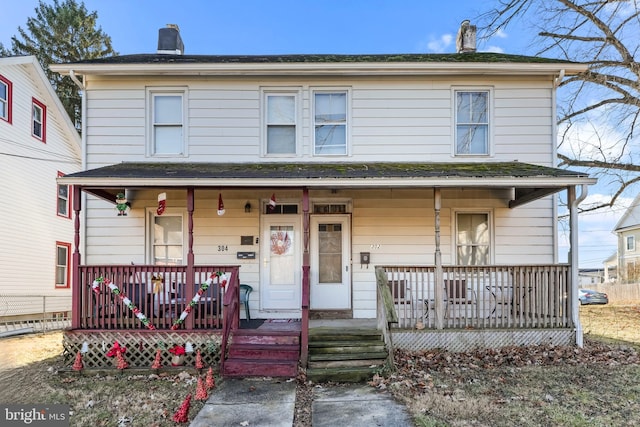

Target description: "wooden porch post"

left=434, top=188, right=444, bottom=329
left=71, top=185, right=82, bottom=329
left=186, top=187, right=195, bottom=330
left=301, top=187, right=310, bottom=367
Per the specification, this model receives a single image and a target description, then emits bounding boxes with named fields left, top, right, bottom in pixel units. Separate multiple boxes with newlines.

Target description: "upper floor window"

left=147, top=88, right=186, bottom=156
left=55, top=242, right=71, bottom=288
left=0, top=74, right=12, bottom=123
left=456, top=212, right=490, bottom=265
left=264, top=92, right=298, bottom=155
left=455, top=90, right=489, bottom=155
left=627, top=235, right=635, bottom=252
left=32, top=98, right=47, bottom=142
left=57, top=171, right=70, bottom=218
left=314, top=90, right=348, bottom=155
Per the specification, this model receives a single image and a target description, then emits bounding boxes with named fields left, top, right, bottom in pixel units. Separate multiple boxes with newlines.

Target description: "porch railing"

left=382, top=265, right=572, bottom=330
left=75, top=265, right=240, bottom=330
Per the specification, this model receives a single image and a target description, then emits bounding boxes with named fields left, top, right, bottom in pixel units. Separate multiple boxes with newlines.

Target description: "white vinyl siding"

left=0, top=58, right=80, bottom=309
left=147, top=88, right=187, bottom=157
left=83, top=77, right=553, bottom=166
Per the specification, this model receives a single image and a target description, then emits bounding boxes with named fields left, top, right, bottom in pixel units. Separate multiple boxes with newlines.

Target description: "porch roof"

left=60, top=161, right=595, bottom=208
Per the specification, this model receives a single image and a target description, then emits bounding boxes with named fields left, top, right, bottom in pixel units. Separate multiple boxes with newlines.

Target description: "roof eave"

left=50, top=61, right=587, bottom=77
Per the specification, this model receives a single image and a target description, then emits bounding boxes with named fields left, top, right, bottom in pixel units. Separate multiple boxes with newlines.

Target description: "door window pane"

left=318, top=223, right=342, bottom=283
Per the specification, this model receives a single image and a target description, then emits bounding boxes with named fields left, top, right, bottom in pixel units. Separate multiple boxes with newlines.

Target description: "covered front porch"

left=59, top=161, right=594, bottom=371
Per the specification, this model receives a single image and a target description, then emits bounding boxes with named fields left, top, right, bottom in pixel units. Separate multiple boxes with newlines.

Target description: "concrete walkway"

left=190, top=378, right=413, bottom=427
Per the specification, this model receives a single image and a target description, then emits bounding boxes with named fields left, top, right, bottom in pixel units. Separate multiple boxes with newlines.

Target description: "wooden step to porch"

left=306, top=327, right=388, bottom=383
left=222, top=329, right=300, bottom=378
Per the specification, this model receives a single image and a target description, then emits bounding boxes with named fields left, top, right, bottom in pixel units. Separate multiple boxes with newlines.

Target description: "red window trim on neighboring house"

left=0, top=74, right=12, bottom=124
left=55, top=241, right=71, bottom=288
left=32, top=97, right=47, bottom=142
left=56, top=171, right=71, bottom=219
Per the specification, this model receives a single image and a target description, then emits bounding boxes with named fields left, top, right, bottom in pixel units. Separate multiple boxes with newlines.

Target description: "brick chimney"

left=456, top=20, right=476, bottom=53
left=157, top=24, right=184, bottom=55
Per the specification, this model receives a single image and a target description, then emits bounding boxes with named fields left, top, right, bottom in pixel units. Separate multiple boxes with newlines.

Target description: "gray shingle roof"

left=65, top=161, right=589, bottom=180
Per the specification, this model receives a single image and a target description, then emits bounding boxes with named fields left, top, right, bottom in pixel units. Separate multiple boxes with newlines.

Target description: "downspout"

left=570, top=184, right=588, bottom=347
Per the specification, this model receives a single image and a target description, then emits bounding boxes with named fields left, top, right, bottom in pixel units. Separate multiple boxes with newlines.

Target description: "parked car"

left=578, top=289, right=609, bottom=305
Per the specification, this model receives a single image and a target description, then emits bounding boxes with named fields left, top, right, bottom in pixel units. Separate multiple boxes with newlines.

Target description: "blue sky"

left=1, top=0, right=625, bottom=268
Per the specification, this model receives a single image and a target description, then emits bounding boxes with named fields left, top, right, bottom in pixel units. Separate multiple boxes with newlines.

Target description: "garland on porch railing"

left=90, top=272, right=228, bottom=330
left=170, top=272, right=228, bottom=330
left=91, top=277, right=156, bottom=330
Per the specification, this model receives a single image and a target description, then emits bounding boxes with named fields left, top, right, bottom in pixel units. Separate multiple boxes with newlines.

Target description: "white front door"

left=260, top=216, right=302, bottom=311
left=310, top=215, right=351, bottom=310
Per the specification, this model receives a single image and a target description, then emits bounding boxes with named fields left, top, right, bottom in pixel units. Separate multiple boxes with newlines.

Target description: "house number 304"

left=217, top=245, right=228, bottom=252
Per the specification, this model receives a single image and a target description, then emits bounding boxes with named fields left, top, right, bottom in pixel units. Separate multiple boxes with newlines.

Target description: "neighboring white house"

left=0, top=56, right=81, bottom=323
left=52, top=23, right=595, bottom=354
left=612, top=193, right=640, bottom=283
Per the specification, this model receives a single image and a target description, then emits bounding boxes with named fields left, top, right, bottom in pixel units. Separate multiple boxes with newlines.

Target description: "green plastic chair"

left=239, top=284, right=253, bottom=320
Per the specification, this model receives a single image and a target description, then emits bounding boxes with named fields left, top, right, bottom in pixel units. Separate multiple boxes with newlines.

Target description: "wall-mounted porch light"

left=244, top=202, right=252, bottom=213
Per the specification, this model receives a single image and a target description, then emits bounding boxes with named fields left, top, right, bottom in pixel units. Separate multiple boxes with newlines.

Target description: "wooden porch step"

left=223, top=359, right=298, bottom=378
left=222, top=329, right=301, bottom=378
left=306, top=326, right=388, bottom=383
left=306, top=366, right=381, bottom=383
left=228, top=343, right=300, bottom=360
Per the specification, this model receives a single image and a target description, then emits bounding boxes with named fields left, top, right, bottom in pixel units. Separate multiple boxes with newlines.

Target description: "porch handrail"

left=75, top=264, right=240, bottom=331
left=219, top=270, right=240, bottom=374
left=382, top=264, right=572, bottom=330
left=375, top=266, right=397, bottom=369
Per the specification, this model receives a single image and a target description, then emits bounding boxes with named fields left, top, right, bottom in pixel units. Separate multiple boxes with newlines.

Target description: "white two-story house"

left=52, top=23, right=595, bottom=374
left=0, top=56, right=81, bottom=327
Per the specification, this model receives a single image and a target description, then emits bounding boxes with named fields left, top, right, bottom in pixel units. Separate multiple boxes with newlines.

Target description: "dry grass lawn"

left=0, top=303, right=638, bottom=426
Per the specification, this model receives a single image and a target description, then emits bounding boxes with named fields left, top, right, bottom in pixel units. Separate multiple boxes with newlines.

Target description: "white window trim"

left=451, top=87, right=493, bottom=157
left=147, top=208, right=187, bottom=265
left=452, top=209, right=494, bottom=265
left=146, top=87, right=188, bottom=158
left=311, top=87, right=351, bottom=157
left=260, top=87, right=301, bottom=157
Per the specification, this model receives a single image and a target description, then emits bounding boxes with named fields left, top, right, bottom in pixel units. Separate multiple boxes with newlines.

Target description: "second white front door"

left=310, top=215, right=351, bottom=310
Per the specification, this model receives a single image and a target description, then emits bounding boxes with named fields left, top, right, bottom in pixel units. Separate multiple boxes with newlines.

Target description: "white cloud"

left=493, top=28, right=508, bottom=39
left=423, top=33, right=453, bottom=53
left=482, top=45, right=504, bottom=53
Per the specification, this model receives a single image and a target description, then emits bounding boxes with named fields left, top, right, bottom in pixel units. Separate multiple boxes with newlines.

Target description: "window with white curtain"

left=456, top=212, right=490, bottom=265
left=151, top=213, right=184, bottom=265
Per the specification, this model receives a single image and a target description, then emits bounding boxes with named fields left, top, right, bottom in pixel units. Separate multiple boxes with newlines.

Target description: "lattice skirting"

left=63, top=330, right=222, bottom=369
left=391, top=329, right=574, bottom=353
